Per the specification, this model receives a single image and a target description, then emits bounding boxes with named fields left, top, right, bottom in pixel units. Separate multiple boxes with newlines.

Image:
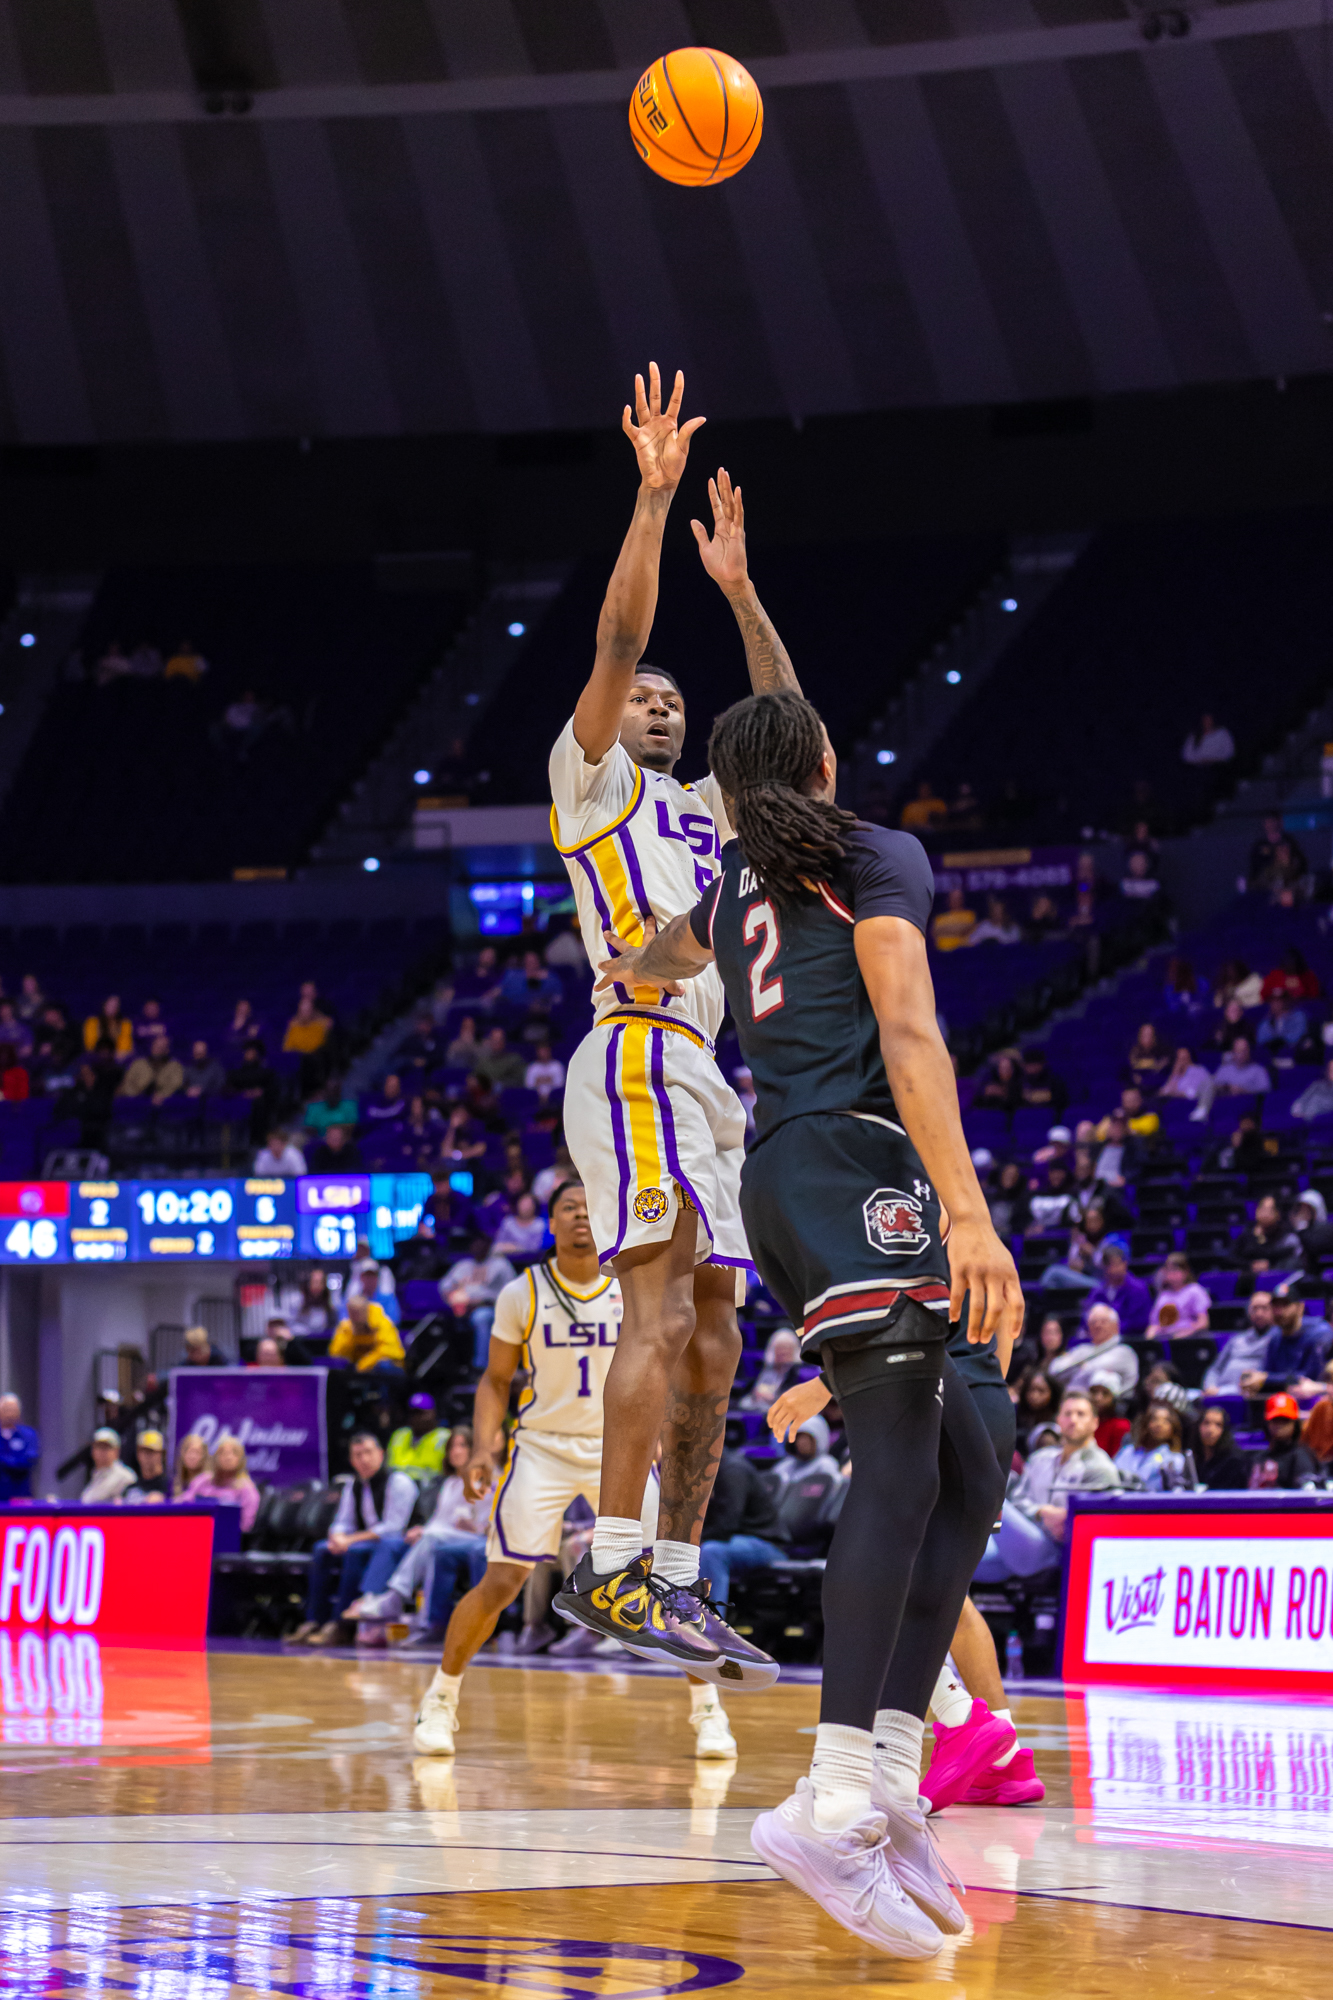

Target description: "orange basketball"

left=629, top=47, right=763, bottom=187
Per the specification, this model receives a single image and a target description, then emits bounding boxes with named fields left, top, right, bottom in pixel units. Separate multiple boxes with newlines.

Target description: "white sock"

left=930, top=1660, right=974, bottom=1731
left=590, top=1516, right=645, bottom=1577
left=872, top=1708, right=925, bottom=1809
left=689, top=1680, right=719, bottom=1717
left=990, top=1705, right=1020, bottom=1767
left=653, top=1539, right=699, bottom=1588
left=810, top=1722, right=875, bottom=1830
left=429, top=1668, right=462, bottom=1706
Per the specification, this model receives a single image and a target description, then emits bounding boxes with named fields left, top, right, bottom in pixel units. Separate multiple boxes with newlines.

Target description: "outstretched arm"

left=594, top=910, right=713, bottom=996
left=692, top=469, right=802, bottom=697
left=855, top=914, right=1023, bottom=1362
left=572, top=364, right=706, bottom=763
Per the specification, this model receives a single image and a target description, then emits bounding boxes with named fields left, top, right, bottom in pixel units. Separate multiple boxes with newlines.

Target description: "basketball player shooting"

left=548, top=363, right=792, bottom=1689
left=599, top=688, right=1024, bottom=1955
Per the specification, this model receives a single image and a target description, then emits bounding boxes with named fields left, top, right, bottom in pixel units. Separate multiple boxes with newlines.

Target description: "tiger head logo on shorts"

left=633, top=1187, right=670, bottom=1224
left=863, top=1187, right=930, bottom=1256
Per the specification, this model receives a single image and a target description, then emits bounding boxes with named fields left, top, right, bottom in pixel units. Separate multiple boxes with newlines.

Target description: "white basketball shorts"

left=487, top=1429, right=659, bottom=1569
left=562, top=1009, right=752, bottom=1277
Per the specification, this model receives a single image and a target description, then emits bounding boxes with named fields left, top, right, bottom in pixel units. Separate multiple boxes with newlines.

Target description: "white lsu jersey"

left=490, top=1260, right=624, bottom=1438
left=549, top=717, right=732, bottom=1046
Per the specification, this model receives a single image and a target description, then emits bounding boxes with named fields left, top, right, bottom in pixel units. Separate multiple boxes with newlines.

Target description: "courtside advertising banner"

left=0, top=1512, right=214, bottom=1642
left=170, top=1365, right=327, bottom=1484
left=1063, top=1500, right=1333, bottom=1693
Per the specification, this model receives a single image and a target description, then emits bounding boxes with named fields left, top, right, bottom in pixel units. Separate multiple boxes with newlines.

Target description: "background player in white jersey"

left=413, top=1180, right=735, bottom=1759
left=547, top=364, right=795, bottom=1687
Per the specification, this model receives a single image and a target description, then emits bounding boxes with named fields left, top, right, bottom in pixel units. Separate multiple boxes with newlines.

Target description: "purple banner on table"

left=169, top=1367, right=327, bottom=1485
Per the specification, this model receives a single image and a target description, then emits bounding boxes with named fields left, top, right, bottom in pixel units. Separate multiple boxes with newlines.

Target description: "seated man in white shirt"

left=290, top=1432, right=418, bottom=1646
left=1047, top=1304, right=1139, bottom=1401
left=524, top=1041, right=566, bottom=1102
left=974, top=1391, right=1121, bottom=1581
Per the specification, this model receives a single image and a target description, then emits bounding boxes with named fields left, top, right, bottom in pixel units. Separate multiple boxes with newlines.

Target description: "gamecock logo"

left=863, top=1188, right=929, bottom=1257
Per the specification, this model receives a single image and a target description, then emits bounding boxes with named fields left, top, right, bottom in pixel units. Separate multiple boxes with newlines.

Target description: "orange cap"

left=1265, top=1392, right=1301, bottom=1422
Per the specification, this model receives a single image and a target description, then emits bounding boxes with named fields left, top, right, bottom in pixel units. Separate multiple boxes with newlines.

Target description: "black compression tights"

left=819, top=1351, right=1006, bottom=1729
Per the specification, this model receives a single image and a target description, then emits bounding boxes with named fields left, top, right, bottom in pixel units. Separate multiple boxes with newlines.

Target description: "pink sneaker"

left=919, top=1700, right=1017, bottom=1814
left=959, top=1745, right=1046, bottom=1807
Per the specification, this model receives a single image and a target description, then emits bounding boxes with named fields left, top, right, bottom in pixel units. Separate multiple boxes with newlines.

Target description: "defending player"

left=546, top=364, right=791, bottom=1688
left=598, top=691, right=1023, bottom=1957
left=412, top=1179, right=738, bottom=1759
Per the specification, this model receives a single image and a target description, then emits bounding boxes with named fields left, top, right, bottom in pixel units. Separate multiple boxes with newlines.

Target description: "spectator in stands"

left=441, top=1235, right=517, bottom=1369
left=284, top=994, right=332, bottom=1066
left=250, top=1335, right=285, bottom=1367
left=1025, top=893, right=1063, bottom=943
left=64, top=1060, right=116, bottom=1148
left=1038, top=1213, right=1103, bottom=1294
left=1262, top=948, right=1320, bottom=1003
left=1158, top=1045, right=1211, bottom=1103
left=399, top=1093, right=444, bottom=1162
left=1247, top=813, right=1300, bottom=890
left=1215, top=1114, right=1266, bottom=1173
left=1146, top=1255, right=1211, bottom=1341
left=545, top=920, right=587, bottom=971
left=365, top=1075, right=406, bottom=1130
left=946, top=780, right=983, bottom=833
left=931, top=888, right=976, bottom=953
left=226, top=998, right=263, bottom=1054
left=1213, top=958, right=1262, bottom=1010
left=456, top=946, right=503, bottom=1009
left=445, top=1016, right=482, bottom=1071
left=1249, top=1393, right=1320, bottom=1489
left=968, top=896, right=1021, bottom=947
left=901, top=779, right=947, bottom=832
left=1119, top=851, right=1162, bottom=901
left=95, top=640, right=131, bottom=685
left=1162, top=955, right=1204, bottom=1017
left=1088, top=1376, right=1131, bottom=1460
left=164, top=639, right=207, bottom=683
left=1015, top=1369, right=1057, bottom=1450
left=130, top=1430, right=169, bottom=1501
left=133, top=999, right=167, bottom=1057
left=1029, top=1160, right=1077, bottom=1234
left=181, top=1040, right=224, bottom=1098
left=1257, top=993, right=1313, bottom=1064
left=528, top=1145, right=574, bottom=1212
left=303, top=1077, right=358, bottom=1135
left=771, top=1413, right=841, bottom=1486
left=31, top=1006, right=77, bottom=1079
left=1264, top=843, right=1308, bottom=907
left=118, top=1035, right=184, bottom=1104
left=0, top=1003, right=30, bottom=1063
left=1234, top=1195, right=1302, bottom=1275
left=1048, top=1304, right=1139, bottom=1399
left=81, top=1428, right=137, bottom=1502
left=328, top=1291, right=405, bottom=1380
left=308, top=1123, right=361, bottom=1173
left=1293, top=1058, right=1333, bottom=1123
left=425, top=1173, right=476, bottom=1252
left=292, top=1431, right=419, bottom=1645
left=975, top=1052, right=1023, bottom=1114
left=15, top=973, right=44, bottom=1024
left=1084, top=1243, right=1151, bottom=1334
left=975, top=1391, right=1121, bottom=1579
left=1300, top=1384, right=1333, bottom=1474
left=1242, top=1282, right=1331, bottom=1398
left=737, top=1327, right=802, bottom=1412
left=1127, top=1024, right=1171, bottom=1085
left=387, top=1392, right=448, bottom=1485
left=348, top=1427, right=491, bottom=1645
left=1068, top=1149, right=1132, bottom=1230
left=1181, top=712, right=1235, bottom=768
left=254, top=1128, right=307, bottom=1175
left=83, top=996, right=132, bottom=1061
left=227, top=1043, right=278, bottom=1134
left=0, top=1046, right=28, bottom=1104
left=173, top=1433, right=209, bottom=1496
left=501, top=949, right=562, bottom=1014
left=1192, top=1405, right=1249, bottom=1490
left=493, top=1192, right=546, bottom=1260
left=1114, top=1403, right=1186, bottom=1491
left=0, top=1394, right=39, bottom=1501
left=1210, top=1036, right=1271, bottom=1101
left=525, top=1041, right=565, bottom=1102
left=1091, top=1109, right=1141, bottom=1187
left=476, top=1026, right=525, bottom=1091
left=1019, top=1050, right=1066, bottom=1112
left=181, top=1324, right=227, bottom=1366
left=697, top=1445, right=788, bottom=1610
left=441, top=1103, right=487, bottom=1168
left=293, top=1270, right=338, bottom=1340
left=986, top=1160, right=1031, bottom=1239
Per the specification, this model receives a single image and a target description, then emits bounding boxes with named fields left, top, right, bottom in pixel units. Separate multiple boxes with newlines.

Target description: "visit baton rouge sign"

left=1063, top=1502, right=1333, bottom=1693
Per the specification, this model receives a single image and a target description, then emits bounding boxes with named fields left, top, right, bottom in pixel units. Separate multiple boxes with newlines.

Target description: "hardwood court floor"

left=0, top=1640, right=1328, bottom=1996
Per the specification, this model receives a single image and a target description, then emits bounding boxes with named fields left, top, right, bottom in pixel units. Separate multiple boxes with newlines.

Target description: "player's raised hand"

left=594, top=917, right=685, bottom=997
left=623, top=363, right=705, bottom=492
left=768, top=1374, right=831, bottom=1444
left=691, top=469, right=749, bottom=592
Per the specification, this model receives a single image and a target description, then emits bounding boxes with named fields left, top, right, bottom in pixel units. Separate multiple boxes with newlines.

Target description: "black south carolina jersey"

left=689, top=822, right=935, bottom=1144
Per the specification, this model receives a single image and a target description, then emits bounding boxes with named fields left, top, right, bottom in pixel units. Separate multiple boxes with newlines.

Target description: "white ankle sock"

left=590, top=1517, right=645, bottom=1577
left=930, top=1660, right=974, bottom=1731
left=429, top=1668, right=462, bottom=1705
left=653, top=1539, right=699, bottom=1588
left=689, top=1680, right=719, bottom=1717
left=872, top=1708, right=925, bottom=1809
left=810, top=1722, right=875, bottom=1830
left=991, top=1705, right=1020, bottom=1767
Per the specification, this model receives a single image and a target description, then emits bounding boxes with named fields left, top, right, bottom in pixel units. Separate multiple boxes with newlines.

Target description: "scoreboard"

left=0, top=1173, right=435, bottom=1266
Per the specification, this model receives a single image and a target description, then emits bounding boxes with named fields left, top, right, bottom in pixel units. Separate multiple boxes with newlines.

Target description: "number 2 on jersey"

left=742, top=900, right=784, bottom=1019
left=576, top=1355, right=592, bottom=1397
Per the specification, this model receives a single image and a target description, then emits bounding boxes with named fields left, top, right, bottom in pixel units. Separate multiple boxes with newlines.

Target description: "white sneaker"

left=869, top=1782, right=967, bottom=1935
left=412, top=1671, right=458, bottom=1757
left=690, top=1701, right=738, bottom=1760
left=750, top=1779, right=943, bottom=1960
left=348, top=1589, right=404, bottom=1622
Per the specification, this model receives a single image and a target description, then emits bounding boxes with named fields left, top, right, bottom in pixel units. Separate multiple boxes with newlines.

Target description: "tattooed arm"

left=691, top=468, right=802, bottom=697
left=594, top=909, right=714, bottom=997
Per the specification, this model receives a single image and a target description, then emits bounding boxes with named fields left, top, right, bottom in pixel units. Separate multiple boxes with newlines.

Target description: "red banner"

left=0, top=1512, right=213, bottom=1643
left=0, top=1182, right=69, bottom=1218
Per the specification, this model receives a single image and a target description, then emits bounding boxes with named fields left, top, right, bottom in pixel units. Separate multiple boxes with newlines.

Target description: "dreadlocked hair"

left=707, top=691, right=858, bottom=908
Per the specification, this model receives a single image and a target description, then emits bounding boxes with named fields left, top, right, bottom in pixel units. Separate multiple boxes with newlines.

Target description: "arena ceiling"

left=0, top=0, right=1331, bottom=443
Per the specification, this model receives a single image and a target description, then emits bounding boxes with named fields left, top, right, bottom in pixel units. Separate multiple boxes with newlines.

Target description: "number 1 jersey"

left=490, top=1261, right=624, bottom=1438
left=690, top=823, right=936, bottom=1144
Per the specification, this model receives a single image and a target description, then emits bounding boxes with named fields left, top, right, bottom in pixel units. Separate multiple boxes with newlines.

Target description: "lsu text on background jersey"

left=549, top=718, right=732, bottom=1046
left=490, top=1259, right=624, bottom=1438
